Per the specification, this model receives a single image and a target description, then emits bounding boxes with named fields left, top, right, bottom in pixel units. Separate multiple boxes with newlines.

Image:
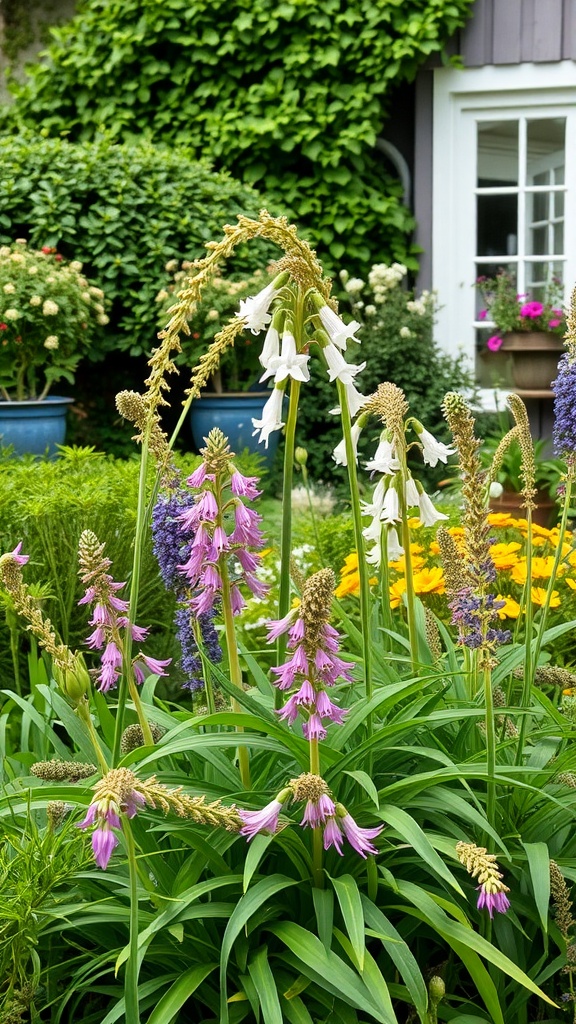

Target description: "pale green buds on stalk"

left=53, top=652, right=91, bottom=702
left=295, top=446, right=308, bottom=467
left=31, top=759, right=97, bottom=782
left=120, top=722, right=165, bottom=754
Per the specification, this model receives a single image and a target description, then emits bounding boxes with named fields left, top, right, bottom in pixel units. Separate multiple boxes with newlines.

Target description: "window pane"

left=477, top=194, right=518, bottom=256
left=527, top=118, right=565, bottom=184
left=477, top=120, right=518, bottom=186
left=555, top=191, right=565, bottom=217
left=554, top=222, right=564, bottom=254
left=525, top=261, right=564, bottom=299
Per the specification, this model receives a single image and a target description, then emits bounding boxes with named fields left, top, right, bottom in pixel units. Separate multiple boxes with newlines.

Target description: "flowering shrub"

left=0, top=240, right=108, bottom=400
left=476, top=270, right=565, bottom=352
left=156, top=265, right=273, bottom=391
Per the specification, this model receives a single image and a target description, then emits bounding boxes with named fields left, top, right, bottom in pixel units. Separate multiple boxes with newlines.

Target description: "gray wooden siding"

left=460, top=0, right=576, bottom=66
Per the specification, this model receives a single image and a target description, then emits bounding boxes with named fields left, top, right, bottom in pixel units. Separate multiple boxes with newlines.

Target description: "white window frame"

left=432, top=62, right=576, bottom=407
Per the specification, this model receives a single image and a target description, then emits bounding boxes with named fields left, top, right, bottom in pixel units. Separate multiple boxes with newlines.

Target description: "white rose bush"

left=0, top=239, right=109, bottom=401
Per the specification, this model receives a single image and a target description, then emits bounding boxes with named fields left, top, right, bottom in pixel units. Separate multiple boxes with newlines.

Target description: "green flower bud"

left=429, top=976, right=445, bottom=1005
left=53, top=654, right=90, bottom=702
left=295, top=447, right=308, bottom=467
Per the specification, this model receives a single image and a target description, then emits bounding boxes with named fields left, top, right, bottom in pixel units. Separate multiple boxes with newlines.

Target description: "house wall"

left=414, top=0, right=576, bottom=291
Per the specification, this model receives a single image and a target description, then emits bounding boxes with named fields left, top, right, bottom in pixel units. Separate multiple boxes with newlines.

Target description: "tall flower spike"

left=267, top=568, right=352, bottom=739
left=456, top=840, right=510, bottom=918
left=78, top=530, right=170, bottom=692
left=177, top=428, right=267, bottom=618
left=152, top=484, right=222, bottom=691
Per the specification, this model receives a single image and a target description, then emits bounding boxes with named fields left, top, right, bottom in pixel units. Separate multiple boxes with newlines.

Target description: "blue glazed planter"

left=189, top=392, right=281, bottom=467
left=0, top=396, right=73, bottom=456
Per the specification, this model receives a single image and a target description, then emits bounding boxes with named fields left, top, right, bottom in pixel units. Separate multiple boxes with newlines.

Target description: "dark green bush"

left=0, top=132, right=272, bottom=359
left=2, top=0, right=473, bottom=272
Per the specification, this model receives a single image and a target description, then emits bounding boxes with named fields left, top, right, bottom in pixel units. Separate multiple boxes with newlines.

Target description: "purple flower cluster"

left=476, top=885, right=510, bottom=918
left=152, top=487, right=222, bottom=691
left=238, top=788, right=382, bottom=859
left=178, top=464, right=268, bottom=617
left=78, top=549, right=170, bottom=692
left=77, top=787, right=145, bottom=869
left=449, top=587, right=511, bottom=650
left=553, top=354, right=576, bottom=460
left=268, top=612, right=353, bottom=739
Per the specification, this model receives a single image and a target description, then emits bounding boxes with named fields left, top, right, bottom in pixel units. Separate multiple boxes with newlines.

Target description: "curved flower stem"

left=337, top=381, right=373, bottom=707
left=219, top=558, right=251, bottom=790
left=123, top=818, right=141, bottom=1024
left=309, top=737, right=324, bottom=889
left=276, top=378, right=301, bottom=707
left=112, top=434, right=152, bottom=766
left=194, top=619, right=216, bottom=715
left=483, top=663, right=496, bottom=833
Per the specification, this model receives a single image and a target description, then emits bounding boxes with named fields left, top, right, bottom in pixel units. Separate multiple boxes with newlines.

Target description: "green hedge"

left=0, top=132, right=272, bottom=359
left=2, top=0, right=474, bottom=272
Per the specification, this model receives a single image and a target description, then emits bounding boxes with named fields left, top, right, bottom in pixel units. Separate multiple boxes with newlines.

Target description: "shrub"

left=1, top=0, right=474, bottom=272
left=0, top=132, right=272, bottom=360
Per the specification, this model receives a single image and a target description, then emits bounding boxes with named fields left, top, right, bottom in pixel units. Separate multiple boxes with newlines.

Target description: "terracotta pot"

left=491, top=488, right=557, bottom=528
left=500, top=332, right=564, bottom=390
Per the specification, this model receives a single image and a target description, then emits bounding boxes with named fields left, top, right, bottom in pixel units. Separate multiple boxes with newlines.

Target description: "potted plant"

left=0, top=240, right=108, bottom=454
left=476, top=270, right=565, bottom=390
left=156, top=264, right=280, bottom=460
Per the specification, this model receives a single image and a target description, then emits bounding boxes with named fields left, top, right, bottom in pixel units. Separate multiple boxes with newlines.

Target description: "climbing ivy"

left=2, top=0, right=474, bottom=271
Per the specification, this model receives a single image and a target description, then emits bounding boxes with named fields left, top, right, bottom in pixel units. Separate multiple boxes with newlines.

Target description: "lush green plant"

left=1, top=214, right=575, bottom=1024
left=477, top=270, right=566, bottom=351
left=156, top=264, right=273, bottom=392
left=0, top=239, right=108, bottom=400
left=0, top=132, right=272, bottom=360
left=1, top=0, right=473, bottom=272
left=299, top=261, right=475, bottom=489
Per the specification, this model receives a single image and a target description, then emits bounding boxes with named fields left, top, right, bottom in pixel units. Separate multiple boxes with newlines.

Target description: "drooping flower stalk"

left=77, top=767, right=241, bottom=870
left=456, top=840, right=511, bottom=918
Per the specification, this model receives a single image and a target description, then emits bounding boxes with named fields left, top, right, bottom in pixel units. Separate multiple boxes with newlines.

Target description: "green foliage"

left=2, top=0, right=474, bottom=271
left=299, top=263, right=475, bottom=489
left=0, top=132, right=271, bottom=360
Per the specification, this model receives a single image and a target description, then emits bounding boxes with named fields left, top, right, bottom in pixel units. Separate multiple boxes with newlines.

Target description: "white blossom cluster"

left=367, top=262, right=407, bottom=304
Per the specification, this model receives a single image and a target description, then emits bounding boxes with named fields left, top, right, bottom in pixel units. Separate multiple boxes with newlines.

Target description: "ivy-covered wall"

left=0, top=0, right=77, bottom=101
left=1, top=0, right=474, bottom=273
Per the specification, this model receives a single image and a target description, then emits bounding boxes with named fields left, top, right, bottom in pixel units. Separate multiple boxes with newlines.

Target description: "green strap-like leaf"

left=330, top=874, right=366, bottom=971
left=247, top=947, right=283, bottom=1024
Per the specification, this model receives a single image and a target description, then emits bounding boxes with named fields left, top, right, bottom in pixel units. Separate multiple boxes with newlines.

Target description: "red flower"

left=41, top=245, right=52, bottom=254
left=0, top=323, right=7, bottom=331
left=55, top=253, right=63, bottom=262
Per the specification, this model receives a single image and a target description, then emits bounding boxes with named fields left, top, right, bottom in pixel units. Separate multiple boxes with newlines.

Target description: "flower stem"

left=399, top=494, right=419, bottom=672
left=276, top=378, right=301, bottom=707
left=514, top=505, right=534, bottom=764
left=76, top=698, right=109, bottom=775
left=483, top=663, right=496, bottom=832
left=337, top=380, right=373, bottom=705
left=112, top=435, right=151, bottom=766
left=219, top=557, right=251, bottom=790
left=123, top=818, right=141, bottom=1024
left=309, top=737, right=324, bottom=888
